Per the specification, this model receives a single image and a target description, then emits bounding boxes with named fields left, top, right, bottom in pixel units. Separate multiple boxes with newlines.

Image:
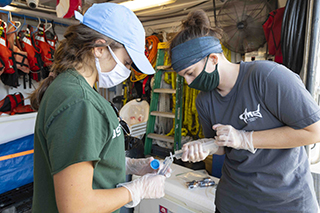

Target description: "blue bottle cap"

left=150, top=159, right=160, bottom=170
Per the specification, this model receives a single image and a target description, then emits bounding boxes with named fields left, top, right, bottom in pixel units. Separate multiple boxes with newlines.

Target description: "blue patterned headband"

left=171, top=36, right=223, bottom=72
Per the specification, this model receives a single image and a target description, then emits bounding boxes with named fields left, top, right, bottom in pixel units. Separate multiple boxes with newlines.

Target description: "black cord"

left=212, top=0, right=218, bottom=26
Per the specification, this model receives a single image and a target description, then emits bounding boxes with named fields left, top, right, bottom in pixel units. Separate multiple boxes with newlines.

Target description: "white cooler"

left=0, top=112, right=37, bottom=145
left=134, top=163, right=219, bottom=213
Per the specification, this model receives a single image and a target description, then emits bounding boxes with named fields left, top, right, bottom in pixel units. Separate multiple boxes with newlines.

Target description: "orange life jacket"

left=46, top=30, right=58, bottom=51
left=0, top=92, right=24, bottom=113
left=7, top=21, right=30, bottom=74
left=34, top=24, right=54, bottom=67
left=10, top=105, right=35, bottom=115
left=0, top=20, right=19, bottom=87
left=18, top=25, right=44, bottom=81
left=0, top=20, right=15, bottom=74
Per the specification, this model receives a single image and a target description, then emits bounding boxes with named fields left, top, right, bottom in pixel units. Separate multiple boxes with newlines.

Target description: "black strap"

left=0, top=57, right=5, bottom=72
left=23, top=73, right=26, bottom=89
left=29, top=72, right=32, bottom=88
left=13, top=52, right=29, bottom=67
left=12, top=92, right=24, bottom=107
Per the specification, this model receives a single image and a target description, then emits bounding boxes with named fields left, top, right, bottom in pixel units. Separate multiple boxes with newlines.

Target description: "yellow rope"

left=166, top=75, right=204, bottom=138
left=221, top=43, right=232, bottom=62
left=122, top=81, right=127, bottom=105
left=160, top=46, right=206, bottom=139
left=166, top=72, right=177, bottom=136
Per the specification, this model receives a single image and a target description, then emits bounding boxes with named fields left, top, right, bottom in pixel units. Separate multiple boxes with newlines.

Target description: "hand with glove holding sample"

left=179, top=124, right=255, bottom=162
left=117, top=157, right=172, bottom=207
left=125, top=157, right=172, bottom=176
left=180, top=138, right=221, bottom=162
left=212, top=124, right=256, bottom=153
left=117, top=170, right=166, bottom=208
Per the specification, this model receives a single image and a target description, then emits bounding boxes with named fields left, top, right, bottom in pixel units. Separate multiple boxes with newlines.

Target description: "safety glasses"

left=109, top=101, right=131, bottom=136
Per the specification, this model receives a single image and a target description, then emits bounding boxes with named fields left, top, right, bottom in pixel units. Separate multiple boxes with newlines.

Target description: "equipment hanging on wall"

left=216, top=0, right=276, bottom=54
left=131, top=35, right=159, bottom=82
left=18, top=25, right=45, bottom=82
left=45, top=21, right=59, bottom=51
left=262, top=7, right=285, bottom=64
left=7, top=20, right=30, bottom=74
left=0, top=20, right=19, bottom=87
left=34, top=23, right=54, bottom=68
left=0, top=93, right=24, bottom=113
left=281, top=0, right=308, bottom=75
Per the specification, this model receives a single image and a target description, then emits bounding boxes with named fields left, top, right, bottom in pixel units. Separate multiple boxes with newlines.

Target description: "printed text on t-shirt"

left=239, top=104, right=262, bottom=123
left=112, top=124, right=122, bottom=139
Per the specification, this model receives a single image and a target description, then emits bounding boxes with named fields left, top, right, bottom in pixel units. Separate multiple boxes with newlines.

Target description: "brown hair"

left=29, top=23, right=123, bottom=111
left=170, top=9, right=223, bottom=55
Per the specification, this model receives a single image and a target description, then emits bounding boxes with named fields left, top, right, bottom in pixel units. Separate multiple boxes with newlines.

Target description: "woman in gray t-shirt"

left=170, top=9, right=320, bottom=213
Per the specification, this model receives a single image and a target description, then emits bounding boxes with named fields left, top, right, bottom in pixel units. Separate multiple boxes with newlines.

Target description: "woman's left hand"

left=213, top=124, right=256, bottom=153
left=126, top=157, right=157, bottom=176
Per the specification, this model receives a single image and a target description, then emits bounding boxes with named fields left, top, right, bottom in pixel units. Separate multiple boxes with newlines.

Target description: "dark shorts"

left=215, top=208, right=221, bottom=213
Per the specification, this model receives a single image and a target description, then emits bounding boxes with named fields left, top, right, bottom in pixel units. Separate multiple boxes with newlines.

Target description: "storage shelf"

left=147, top=133, right=174, bottom=143
left=150, top=111, right=175, bottom=118
left=153, top=88, right=176, bottom=94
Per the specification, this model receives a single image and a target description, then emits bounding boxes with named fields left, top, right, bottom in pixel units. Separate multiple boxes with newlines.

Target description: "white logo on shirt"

left=112, top=124, right=122, bottom=139
left=239, top=104, right=262, bottom=123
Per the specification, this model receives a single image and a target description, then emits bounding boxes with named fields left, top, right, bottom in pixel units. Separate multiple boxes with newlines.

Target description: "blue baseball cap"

left=75, top=3, right=155, bottom=74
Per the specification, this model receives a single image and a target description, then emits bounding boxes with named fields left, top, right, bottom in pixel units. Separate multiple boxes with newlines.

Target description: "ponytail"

left=170, top=9, right=223, bottom=54
left=29, top=74, right=56, bottom=111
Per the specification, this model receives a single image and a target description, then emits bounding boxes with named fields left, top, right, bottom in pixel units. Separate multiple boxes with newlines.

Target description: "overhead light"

left=0, top=5, right=16, bottom=11
left=120, top=0, right=176, bottom=12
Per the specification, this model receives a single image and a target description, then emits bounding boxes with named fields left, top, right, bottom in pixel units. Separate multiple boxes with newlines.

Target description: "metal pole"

left=305, top=0, right=320, bottom=157
left=306, top=0, right=320, bottom=95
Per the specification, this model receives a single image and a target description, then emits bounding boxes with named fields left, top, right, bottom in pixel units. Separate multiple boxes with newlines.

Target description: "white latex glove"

left=181, top=138, right=219, bottom=163
left=117, top=173, right=166, bottom=207
left=213, top=124, right=256, bottom=153
left=126, top=157, right=157, bottom=176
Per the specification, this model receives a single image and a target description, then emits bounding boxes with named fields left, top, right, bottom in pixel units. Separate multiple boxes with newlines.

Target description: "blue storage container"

left=0, top=134, right=34, bottom=194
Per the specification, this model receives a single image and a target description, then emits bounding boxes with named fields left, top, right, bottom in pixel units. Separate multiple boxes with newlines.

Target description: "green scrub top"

left=32, top=69, right=126, bottom=213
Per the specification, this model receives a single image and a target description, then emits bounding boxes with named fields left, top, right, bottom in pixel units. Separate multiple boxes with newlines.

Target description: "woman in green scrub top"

left=30, top=3, right=168, bottom=213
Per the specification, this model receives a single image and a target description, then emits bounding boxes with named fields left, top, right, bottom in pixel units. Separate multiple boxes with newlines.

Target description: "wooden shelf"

left=147, top=133, right=174, bottom=143
left=153, top=88, right=176, bottom=94
left=150, top=111, right=175, bottom=118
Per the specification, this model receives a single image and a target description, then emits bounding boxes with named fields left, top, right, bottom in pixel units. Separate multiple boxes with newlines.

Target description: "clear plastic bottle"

left=173, top=139, right=218, bottom=159
left=158, top=154, right=174, bottom=176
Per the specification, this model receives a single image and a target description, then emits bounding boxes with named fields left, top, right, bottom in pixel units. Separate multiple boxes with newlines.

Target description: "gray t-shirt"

left=196, top=61, right=320, bottom=213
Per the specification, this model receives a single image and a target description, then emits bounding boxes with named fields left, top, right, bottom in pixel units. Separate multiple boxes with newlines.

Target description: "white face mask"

left=96, top=46, right=131, bottom=88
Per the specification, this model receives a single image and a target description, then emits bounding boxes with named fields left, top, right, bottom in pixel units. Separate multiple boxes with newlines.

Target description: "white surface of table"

left=134, top=162, right=219, bottom=213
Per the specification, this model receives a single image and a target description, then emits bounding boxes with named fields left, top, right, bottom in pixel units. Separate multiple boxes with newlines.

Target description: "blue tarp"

left=0, top=134, right=34, bottom=194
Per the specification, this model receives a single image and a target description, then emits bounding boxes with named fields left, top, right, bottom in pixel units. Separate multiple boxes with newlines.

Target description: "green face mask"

left=188, top=56, right=220, bottom=92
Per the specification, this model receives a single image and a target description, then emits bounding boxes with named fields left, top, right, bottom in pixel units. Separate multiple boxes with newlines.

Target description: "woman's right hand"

left=181, top=138, right=219, bottom=162
left=117, top=173, right=166, bottom=207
